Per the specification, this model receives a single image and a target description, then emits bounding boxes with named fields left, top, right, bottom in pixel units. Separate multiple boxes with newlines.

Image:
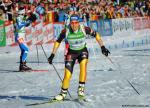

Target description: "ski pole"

left=40, top=44, right=72, bottom=98
left=36, top=45, right=39, bottom=65
left=107, top=56, right=140, bottom=95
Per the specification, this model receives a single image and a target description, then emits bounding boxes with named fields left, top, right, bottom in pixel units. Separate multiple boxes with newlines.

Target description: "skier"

left=64, top=7, right=77, bottom=60
left=48, top=14, right=110, bottom=101
left=14, top=7, right=36, bottom=71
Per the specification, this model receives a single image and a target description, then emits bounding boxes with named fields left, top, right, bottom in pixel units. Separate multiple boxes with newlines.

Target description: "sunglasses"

left=70, top=21, right=79, bottom=24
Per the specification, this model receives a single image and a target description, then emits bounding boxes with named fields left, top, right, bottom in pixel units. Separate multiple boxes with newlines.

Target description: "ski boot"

left=19, top=62, right=32, bottom=72
left=53, top=89, right=67, bottom=101
left=78, top=84, right=85, bottom=98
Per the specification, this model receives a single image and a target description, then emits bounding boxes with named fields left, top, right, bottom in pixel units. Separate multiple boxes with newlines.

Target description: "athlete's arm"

left=84, top=27, right=104, bottom=47
left=51, top=29, right=66, bottom=54
left=16, top=17, right=26, bottom=29
left=95, top=32, right=104, bottom=47
left=16, top=17, right=31, bottom=29
left=48, top=29, right=66, bottom=64
left=84, top=26, right=110, bottom=56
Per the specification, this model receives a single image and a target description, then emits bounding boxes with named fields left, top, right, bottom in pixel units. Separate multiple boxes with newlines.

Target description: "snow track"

left=0, top=45, right=150, bottom=108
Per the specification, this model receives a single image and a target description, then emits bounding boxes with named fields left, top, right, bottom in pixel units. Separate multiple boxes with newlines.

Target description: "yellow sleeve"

left=95, top=33, right=101, bottom=41
left=52, top=41, right=61, bottom=54
left=54, top=41, right=60, bottom=49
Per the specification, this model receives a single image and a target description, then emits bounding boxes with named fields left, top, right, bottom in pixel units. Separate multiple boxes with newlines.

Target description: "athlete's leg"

left=79, top=59, right=88, bottom=83
left=19, top=50, right=23, bottom=71
left=62, top=54, right=76, bottom=89
left=19, top=43, right=29, bottom=62
left=78, top=49, right=89, bottom=83
left=78, top=49, right=88, bottom=97
left=54, top=54, right=76, bottom=101
left=20, top=50, right=23, bottom=63
left=19, top=43, right=31, bottom=71
left=78, top=59, right=88, bottom=97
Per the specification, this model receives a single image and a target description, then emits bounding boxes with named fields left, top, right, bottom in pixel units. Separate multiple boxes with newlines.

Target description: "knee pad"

left=78, top=51, right=88, bottom=63
left=81, top=52, right=88, bottom=59
left=65, top=61, right=75, bottom=74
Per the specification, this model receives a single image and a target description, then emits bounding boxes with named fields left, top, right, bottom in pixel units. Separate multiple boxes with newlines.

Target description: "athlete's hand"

left=48, top=53, right=55, bottom=64
left=25, top=20, right=31, bottom=27
left=27, top=13, right=37, bottom=22
left=101, top=46, right=110, bottom=56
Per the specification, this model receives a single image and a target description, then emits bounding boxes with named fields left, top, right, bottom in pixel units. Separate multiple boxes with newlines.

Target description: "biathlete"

left=14, top=7, right=36, bottom=71
left=48, top=14, right=110, bottom=101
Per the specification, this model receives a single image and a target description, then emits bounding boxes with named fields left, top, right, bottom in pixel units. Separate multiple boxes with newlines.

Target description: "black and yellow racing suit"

left=54, top=25, right=102, bottom=91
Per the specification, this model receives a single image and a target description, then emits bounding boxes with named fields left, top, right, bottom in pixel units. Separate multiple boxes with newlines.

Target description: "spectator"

left=82, top=8, right=90, bottom=26
left=0, top=9, right=4, bottom=20
left=2, top=0, right=149, bottom=22
left=124, top=4, right=131, bottom=17
left=148, top=1, right=150, bottom=16
left=3, top=0, right=13, bottom=21
left=58, top=6, right=65, bottom=22
left=0, top=0, right=5, bottom=12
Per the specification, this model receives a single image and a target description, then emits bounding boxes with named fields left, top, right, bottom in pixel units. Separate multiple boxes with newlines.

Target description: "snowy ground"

left=0, top=44, right=150, bottom=108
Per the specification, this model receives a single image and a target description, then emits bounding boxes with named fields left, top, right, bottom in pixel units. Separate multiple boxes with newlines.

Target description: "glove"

left=27, top=13, right=37, bottom=22
left=25, top=21, right=30, bottom=27
left=101, top=46, right=110, bottom=56
left=48, top=53, right=55, bottom=64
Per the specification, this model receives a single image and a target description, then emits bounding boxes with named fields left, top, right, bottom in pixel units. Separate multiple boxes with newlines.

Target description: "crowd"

left=51, top=0, right=150, bottom=22
left=0, top=0, right=150, bottom=22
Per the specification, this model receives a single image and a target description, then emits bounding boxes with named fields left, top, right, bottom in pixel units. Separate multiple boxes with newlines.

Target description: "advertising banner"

left=99, top=19, right=113, bottom=36
left=112, top=18, right=134, bottom=37
left=47, top=11, right=54, bottom=23
left=5, top=21, right=15, bottom=45
left=0, top=20, right=6, bottom=46
left=134, top=17, right=142, bottom=30
left=43, top=22, right=54, bottom=43
left=53, top=22, right=64, bottom=40
left=25, top=26, right=32, bottom=45
left=90, top=21, right=99, bottom=32
left=141, top=17, right=150, bottom=29
left=89, top=20, right=99, bottom=32
left=32, top=22, right=43, bottom=45
left=133, top=17, right=150, bottom=36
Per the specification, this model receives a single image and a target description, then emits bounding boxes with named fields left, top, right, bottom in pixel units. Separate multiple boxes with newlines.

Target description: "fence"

left=0, top=17, right=150, bottom=50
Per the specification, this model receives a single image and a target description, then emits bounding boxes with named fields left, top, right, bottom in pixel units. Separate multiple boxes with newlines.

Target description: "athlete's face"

left=70, top=20, right=79, bottom=32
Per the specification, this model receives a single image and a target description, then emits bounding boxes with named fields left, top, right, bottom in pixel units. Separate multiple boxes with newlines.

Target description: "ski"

left=26, top=98, right=66, bottom=106
left=26, top=101, right=50, bottom=106
left=29, top=69, right=49, bottom=72
left=71, top=96, right=89, bottom=106
left=26, top=96, right=89, bottom=106
left=13, top=69, right=49, bottom=72
left=76, top=96, right=89, bottom=102
left=75, top=96, right=90, bottom=102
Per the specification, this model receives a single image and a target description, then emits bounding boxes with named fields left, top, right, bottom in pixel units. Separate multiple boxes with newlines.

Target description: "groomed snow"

left=0, top=43, right=150, bottom=108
